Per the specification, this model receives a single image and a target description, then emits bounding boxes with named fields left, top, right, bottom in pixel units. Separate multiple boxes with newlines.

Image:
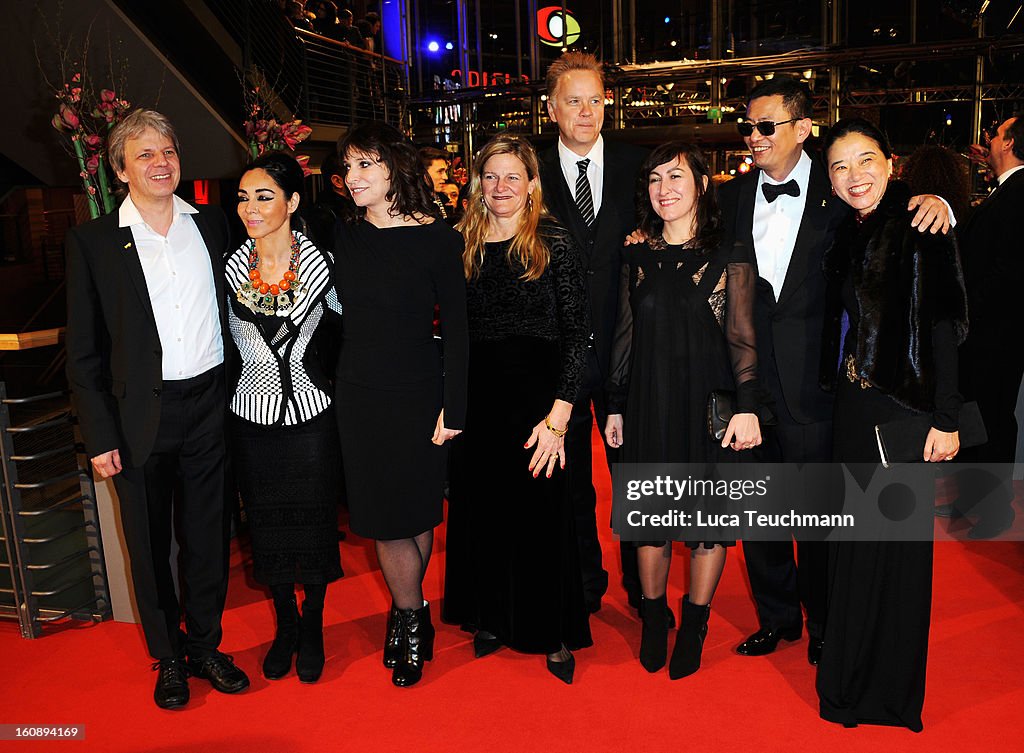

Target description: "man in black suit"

left=65, top=109, right=249, bottom=709
left=538, top=52, right=648, bottom=613
left=942, top=113, right=1024, bottom=538
left=720, top=80, right=951, bottom=665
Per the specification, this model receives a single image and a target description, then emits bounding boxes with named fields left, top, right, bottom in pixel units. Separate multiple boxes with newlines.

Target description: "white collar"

left=118, top=194, right=198, bottom=228
left=558, top=134, right=604, bottom=170
left=759, top=150, right=812, bottom=188
left=997, top=164, right=1024, bottom=186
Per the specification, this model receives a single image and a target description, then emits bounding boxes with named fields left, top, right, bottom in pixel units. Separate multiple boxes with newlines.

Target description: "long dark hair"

left=636, top=142, right=720, bottom=251
left=899, top=145, right=970, bottom=220
left=243, top=150, right=307, bottom=233
left=338, top=121, right=441, bottom=223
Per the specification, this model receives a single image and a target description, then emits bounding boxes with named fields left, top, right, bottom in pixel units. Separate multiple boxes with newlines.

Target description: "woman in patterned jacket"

left=227, top=151, right=343, bottom=684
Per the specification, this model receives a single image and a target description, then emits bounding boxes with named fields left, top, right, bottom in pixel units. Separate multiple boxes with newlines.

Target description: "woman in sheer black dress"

left=442, top=135, right=592, bottom=684
left=817, top=119, right=966, bottom=731
left=605, top=143, right=770, bottom=679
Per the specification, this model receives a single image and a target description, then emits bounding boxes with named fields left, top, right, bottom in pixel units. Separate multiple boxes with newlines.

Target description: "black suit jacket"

left=65, top=203, right=231, bottom=467
left=718, top=159, right=847, bottom=424
left=957, top=168, right=1024, bottom=361
left=539, top=139, right=648, bottom=380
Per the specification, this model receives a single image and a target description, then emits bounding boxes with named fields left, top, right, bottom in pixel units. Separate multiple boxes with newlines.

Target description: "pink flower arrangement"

left=242, top=81, right=313, bottom=175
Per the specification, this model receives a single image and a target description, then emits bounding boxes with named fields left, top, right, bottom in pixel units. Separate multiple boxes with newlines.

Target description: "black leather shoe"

left=152, top=658, right=189, bottom=709
left=735, top=624, right=802, bottom=656
left=383, top=605, right=402, bottom=669
left=296, top=606, right=326, bottom=683
left=187, top=651, right=250, bottom=694
left=473, top=631, right=502, bottom=658
left=546, top=648, right=575, bottom=685
left=263, top=596, right=300, bottom=680
left=934, top=502, right=966, bottom=519
left=392, top=602, right=435, bottom=687
left=807, top=637, right=823, bottom=666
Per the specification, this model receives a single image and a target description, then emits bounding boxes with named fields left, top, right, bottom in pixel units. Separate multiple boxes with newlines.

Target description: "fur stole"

left=819, top=181, right=967, bottom=412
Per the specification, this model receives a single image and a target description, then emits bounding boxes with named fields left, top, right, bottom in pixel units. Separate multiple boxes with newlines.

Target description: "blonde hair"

left=457, top=135, right=550, bottom=281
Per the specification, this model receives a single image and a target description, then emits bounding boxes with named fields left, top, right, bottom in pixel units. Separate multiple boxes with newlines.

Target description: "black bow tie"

left=762, top=179, right=800, bottom=203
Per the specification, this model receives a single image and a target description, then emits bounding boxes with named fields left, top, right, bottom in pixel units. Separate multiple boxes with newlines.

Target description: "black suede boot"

left=263, top=593, right=300, bottom=680
left=296, top=605, right=325, bottom=683
left=392, top=602, right=435, bottom=687
left=668, top=594, right=711, bottom=680
left=383, top=605, right=402, bottom=669
left=639, top=594, right=670, bottom=673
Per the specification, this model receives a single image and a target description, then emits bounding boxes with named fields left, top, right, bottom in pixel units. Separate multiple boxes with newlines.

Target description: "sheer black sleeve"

left=725, top=260, right=771, bottom=417
left=547, top=226, right=590, bottom=402
left=606, top=260, right=633, bottom=415
left=931, top=319, right=962, bottom=431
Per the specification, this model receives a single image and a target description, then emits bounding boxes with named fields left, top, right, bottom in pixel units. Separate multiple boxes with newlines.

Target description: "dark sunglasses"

left=737, top=118, right=800, bottom=137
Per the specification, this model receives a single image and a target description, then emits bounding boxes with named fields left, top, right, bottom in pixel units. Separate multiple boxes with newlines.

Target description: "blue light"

left=427, top=40, right=440, bottom=53
left=664, top=16, right=671, bottom=23
left=445, top=41, right=454, bottom=50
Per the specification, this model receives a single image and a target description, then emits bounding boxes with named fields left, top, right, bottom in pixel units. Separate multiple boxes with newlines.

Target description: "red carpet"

left=3, top=429, right=1023, bottom=753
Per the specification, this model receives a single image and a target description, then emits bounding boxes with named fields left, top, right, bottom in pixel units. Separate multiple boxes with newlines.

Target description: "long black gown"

left=606, top=239, right=765, bottom=546
left=332, top=219, right=468, bottom=540
left=817, top=191, right=963, bottom=732
left=443, top=221, right=593, bottom=654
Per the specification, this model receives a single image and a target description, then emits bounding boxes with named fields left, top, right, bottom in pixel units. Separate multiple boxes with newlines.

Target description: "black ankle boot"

left=392, top=602, right=435, bottom=687
left=263, top=595, right=300, bottom=680
left=296, top=605, right=325, bottom=683
left=668, top=594, right=711, bottom=680
left=639, top=594, right=670, bottom=673
left=383, top=605, right=402, bottom=669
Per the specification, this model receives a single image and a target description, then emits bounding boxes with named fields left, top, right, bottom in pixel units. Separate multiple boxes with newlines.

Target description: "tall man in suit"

left=538, top=52, right=648, bottom=612
left=942, top=113, right=1024, bottom=538
left=66, top=109, right=249, bottom=709
left=719, top=79, right=951, bottom=665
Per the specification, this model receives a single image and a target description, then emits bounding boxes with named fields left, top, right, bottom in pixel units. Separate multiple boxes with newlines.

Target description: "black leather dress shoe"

left=735, top=625, right=802, bottom=656
left=807, top=637, right=823, bottom=666
left=473, top=631, right=502, bottom=658
left=968, top=512, right=1015, bottom=540
left=152, top=658, right=189, bottom=709
left=187, top=651, right=250, bottom=694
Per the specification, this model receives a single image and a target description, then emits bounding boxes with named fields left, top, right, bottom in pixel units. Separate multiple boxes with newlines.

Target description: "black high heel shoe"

left=473, top=631, right=502, bottom=658
left=392, top=602, right=435, bottom=687
left=545, top=646, right=575, bottom=685
left=383, top=605, right=402, bottom=669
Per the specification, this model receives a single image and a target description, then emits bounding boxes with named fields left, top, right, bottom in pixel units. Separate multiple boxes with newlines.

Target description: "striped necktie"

left=575, top=159, right=595, bottom=226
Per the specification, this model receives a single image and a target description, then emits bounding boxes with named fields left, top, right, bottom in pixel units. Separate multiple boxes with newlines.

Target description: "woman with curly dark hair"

left=898, top=144, right=972, bottom=221
left=333, top=121, right=469, bottom=687
left=604, top=142, right=770, bottom=679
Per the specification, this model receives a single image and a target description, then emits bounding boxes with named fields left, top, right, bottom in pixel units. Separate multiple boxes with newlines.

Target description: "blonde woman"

left=442, top=135, right=592, bottom=683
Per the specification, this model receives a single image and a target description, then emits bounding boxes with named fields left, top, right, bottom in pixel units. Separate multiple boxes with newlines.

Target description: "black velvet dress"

left=817, top=186, right=965, bottom=732
left=443, top=221, right=593, bottom=654
left=606, top=239, right=765, bottom=547
left=333, top=219, right=468, bottom=540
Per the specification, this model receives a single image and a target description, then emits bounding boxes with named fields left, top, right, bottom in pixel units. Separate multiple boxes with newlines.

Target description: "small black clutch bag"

left=874, top=401, right=987, bottom=467
left=707, top=390, right=736, bottom=442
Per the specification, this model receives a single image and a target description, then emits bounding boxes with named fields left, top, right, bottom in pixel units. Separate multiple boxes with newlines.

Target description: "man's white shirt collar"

left=118, top=194, right=198, bottom=229
left=558, top=134, right=604, bottom=170
left=997, top=164, right=1024, bottom=186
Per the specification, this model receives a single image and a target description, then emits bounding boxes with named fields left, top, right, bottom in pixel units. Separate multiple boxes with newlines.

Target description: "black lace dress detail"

left=464, top=221, right=590, bottom=402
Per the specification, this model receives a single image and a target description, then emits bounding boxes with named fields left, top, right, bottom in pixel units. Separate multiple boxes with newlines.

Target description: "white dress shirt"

left=997, top=164, right=1024, bottom=186
left=119, top=194, right=223, bottom=380
left=558, top=134, right=604, bottom=216
left=752, top=151, right=813, bottom=299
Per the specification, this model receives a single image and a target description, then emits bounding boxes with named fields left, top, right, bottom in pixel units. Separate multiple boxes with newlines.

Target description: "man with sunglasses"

left=719, top=78, right=951, bottom=667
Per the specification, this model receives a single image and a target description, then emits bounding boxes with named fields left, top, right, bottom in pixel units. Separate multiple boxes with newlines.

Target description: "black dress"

left=333, top=219, right=468, bottom=541
left=606, top=239, right=765, bottom=547
left=443, top=221, right=593, bottom=654
left=817, top=186, right=965, bottom=732
left=226, top=232, right=344, bottom=586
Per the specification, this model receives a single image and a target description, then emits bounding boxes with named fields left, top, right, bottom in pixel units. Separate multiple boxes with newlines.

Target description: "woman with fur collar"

left=815, top=118, right=967, bottom=732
